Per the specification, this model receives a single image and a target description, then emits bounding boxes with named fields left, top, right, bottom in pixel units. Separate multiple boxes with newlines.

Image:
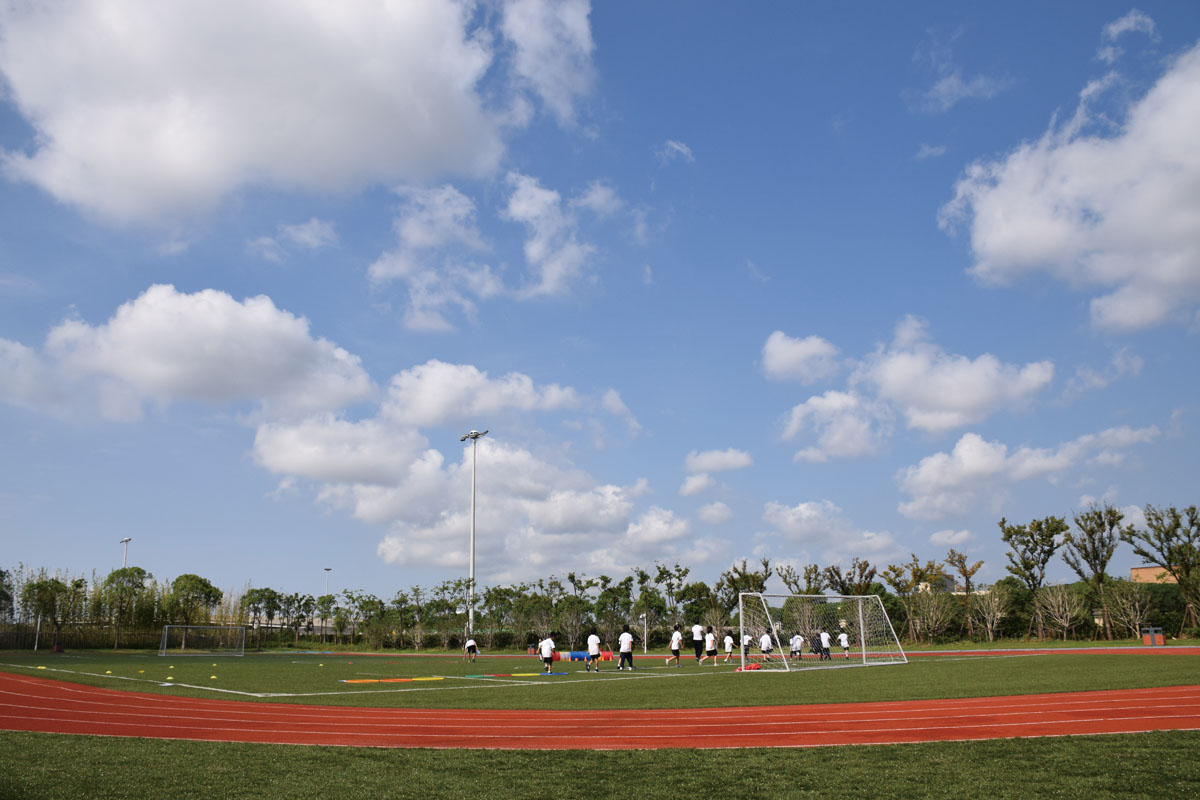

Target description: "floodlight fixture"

left=461, top=429, right=489, bottom=636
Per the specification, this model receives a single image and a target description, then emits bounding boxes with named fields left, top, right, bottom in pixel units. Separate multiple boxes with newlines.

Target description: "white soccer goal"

left=738, top=593, right=906, bottom=672
left=158, top=625, right=246, bottom=657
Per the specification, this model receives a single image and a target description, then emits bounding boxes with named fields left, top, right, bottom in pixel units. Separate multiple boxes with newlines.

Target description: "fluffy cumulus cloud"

left=897, top=425, right=1160, bottom=520
left=762, top=331, right=840, bottom=382
left=697, top=501, right=733, bottom=524
left=773, top=318, right=1050, bottom=460
left=761, top=500, right=900, bottom=564
left=382, top=359, right=578, bottom=427
left=940, top=38, right=1200, bottom=330
left=782, top=390, right=888, bottom=462
left=929, top=529, right=972, bottom=546
left=503, top=171, right=596, bottom=297
left=0, top=284, right=371, bottom=420
left=0, top=0, right=599, bottom=224
left=369, top=184, right=502, bottom=331
left=679, top=448, right=752, bottom=495
left=855, top=316, right=1053, bottom=433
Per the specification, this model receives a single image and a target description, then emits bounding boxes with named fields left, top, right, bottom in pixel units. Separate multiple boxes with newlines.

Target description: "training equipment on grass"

left=737, top=592, right=906, bottom=672
left=158, top=625, right=246, bottom=657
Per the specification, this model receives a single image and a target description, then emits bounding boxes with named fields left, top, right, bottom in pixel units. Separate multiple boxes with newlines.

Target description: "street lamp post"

left=119, top=537, right=132, bottom=568
left=459, top=429, right=488, bottom=637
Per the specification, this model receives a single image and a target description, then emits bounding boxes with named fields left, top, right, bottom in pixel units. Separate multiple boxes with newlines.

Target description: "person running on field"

left=759, top=631, right=774, bottom=660
left=586, top=629, right=602, bottom=672
left=722, top=631, right=734, bottom=663
left=838, top=631, right=851, bottom=659
left=789, top=632, right=803, bottom=661
left=741, top=631, right=752, bottom=661
left=666, top=624, right=683, bottom=666
left=819, top=629, right=833, bottom=661
left=691, top=621, right=704, bottom=663
left=700, top=626, right=717, bottom=666
left=618, top=624, right=635, bottom=670
left=537, top=634, right=556, bottom=673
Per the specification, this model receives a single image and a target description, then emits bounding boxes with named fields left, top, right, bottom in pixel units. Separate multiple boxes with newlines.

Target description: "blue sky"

left=2, top=1, right=1198, bottom=601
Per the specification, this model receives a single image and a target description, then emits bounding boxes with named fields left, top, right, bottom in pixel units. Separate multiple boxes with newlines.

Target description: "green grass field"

left=2, top=648, right=1198, bottom=799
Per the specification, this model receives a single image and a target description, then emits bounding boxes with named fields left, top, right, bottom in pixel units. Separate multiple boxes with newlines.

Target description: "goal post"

left=738, top=593, right=906, bottom=672
left=158, top=625, right=246, bottom=657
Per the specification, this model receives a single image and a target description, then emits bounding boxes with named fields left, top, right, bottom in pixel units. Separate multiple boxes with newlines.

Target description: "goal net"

left=158, top=625, right=246, bottom=657
left=738, top=593, right=906, bottom=671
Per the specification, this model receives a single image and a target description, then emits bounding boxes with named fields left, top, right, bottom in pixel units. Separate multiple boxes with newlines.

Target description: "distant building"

left=1130, top=566, right=1177, bottom=584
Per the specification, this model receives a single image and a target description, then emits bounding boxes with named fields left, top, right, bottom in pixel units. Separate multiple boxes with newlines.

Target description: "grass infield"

left=1, top=729, right=1198, bottom=799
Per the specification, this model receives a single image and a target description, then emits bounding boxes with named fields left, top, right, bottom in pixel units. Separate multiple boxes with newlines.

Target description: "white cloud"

left=782, top=390, right=888, bottom=462
left=897, top=425, right=1160, bottom=520
left=929, top=529, right=972, bottom=546
left=500, top=0, right=595, bottom=127
left=1064, top=348, right=1143, bottom=397
left=855, top=315, right=1054, bottom=433
left=369, top=184, right=501, bottom=331
left=658, top=140, right=695, bottom=164
left=761, top=499, right=900, bottom=564
left=679, top=473, right=716, bottom=497
left=0, top=284, right=372, bottom=421
left=762, top=331, right=840, bottom=382
left=503, top=171, right=596, bottom=298
left=684, top=448, right=753, bottom=474
left=915, top=143, right=948, bottom=160
left=939, top=41, right=1200, bottom=330
left=250, top=218, right=337, bottom=263
left=601, top=388, right=641, bottom=434
left=698, top=501, right=733, bottom=524
left=382, top=359, right=578, bottom=427
left=0, top=0, right=509, bottom=223
left=1097, top=10, right=1157, bottom=63
left=912, top=29, right=1010, bottom=113
left=571, top=179, right=623, bottom=217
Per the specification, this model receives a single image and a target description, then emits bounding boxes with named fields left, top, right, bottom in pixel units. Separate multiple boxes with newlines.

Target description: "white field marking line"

left=6, top=711, right=1200, bottom=743
left=0, top=663, right=271, bottom=697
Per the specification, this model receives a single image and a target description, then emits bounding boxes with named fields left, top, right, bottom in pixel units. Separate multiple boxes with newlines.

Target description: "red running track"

left=2, top=671, right=1198, bottom=750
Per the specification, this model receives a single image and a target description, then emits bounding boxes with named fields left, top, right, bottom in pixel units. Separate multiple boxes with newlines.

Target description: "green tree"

left=824, top=558, right=877, bottom=596
left=101, top=566, right=151, bottom=649
left=999, top=515, right=1067, bottom=638
left=0, top=569, right=14, bottom=621
left=314, top=593, right=336, bottom=644
left=168, top=574, right=222, bottom=649
left=22, top=577, right=86, bottom=649
left=778, top=563, right=825, bottom=595
left=945, top=549, right=984, bottom=637
left=715, top=558, right=772, bottom=613
left=1120, top=504, right=1200, bottom=633
left=1064, top=504, right=1127, bottom=640
left=653, top=562, right=691, bottom=624
left=882, top=555, right=945, bottom=641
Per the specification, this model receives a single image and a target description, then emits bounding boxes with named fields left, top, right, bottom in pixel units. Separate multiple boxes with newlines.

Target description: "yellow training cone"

left=105, top=670, right=112, bottom=674
left=210, top=675, right=217, bottom=679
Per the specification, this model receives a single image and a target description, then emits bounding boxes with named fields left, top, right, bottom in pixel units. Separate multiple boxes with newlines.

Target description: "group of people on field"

left=471, top=622, right=853, bottom=672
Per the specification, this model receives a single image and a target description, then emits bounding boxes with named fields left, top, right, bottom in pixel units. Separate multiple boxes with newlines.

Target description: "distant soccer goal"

left=158, top=625, right=246, bottom=657
left=738, top=593, right=906, bottom=672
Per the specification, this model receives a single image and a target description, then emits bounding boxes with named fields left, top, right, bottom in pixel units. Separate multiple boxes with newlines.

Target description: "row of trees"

left=3, top=503, right=1196, bottom=650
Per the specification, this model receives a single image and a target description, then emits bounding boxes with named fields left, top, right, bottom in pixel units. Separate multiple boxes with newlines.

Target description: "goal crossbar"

left=738, top=593, right=906, bottom=672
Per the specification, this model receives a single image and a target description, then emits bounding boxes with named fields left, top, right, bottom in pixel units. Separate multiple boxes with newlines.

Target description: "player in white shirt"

left=789, top=633, right=804, bottom=660
left=618, top=624, right=635, bottom=670
left=586, top=630, right=602, bottom=672
left=819, top=629, right=833, bottom=661
left=666, top=624, right=683, bottom=666
left=699, top=626, right=717, bottom=666
left=722, top=632, right=734, bottom=663
left=838, top=631, right=850, bottom=659
left=741, top=632, right=752, bottom=661
left=537, top=635, right=556, bottom=673
left=759, top=632, right=773, bottom=656
left=464, top=637, right=478, bottom=663
left=691, top=622, right=704, bottom=663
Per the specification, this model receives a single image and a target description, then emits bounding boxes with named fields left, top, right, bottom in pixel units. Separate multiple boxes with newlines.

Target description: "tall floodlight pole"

left=640, top=613, right=647, bottom=654
left=324, top=567, right=331, bottom=596
left=460, top=429, right=488, bottom=637
left=119, top=537, right=132, bottom=568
